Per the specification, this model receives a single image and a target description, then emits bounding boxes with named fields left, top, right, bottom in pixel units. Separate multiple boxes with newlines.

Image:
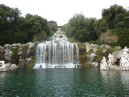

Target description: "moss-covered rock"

left=26, top=56, right=35, bottom=69
left=21, top=44, right=29, bottom=58
left=0, top=43, right=36, bottom=69
left=0, top=51, right=4, bottom=60
left=0, top=41, right=124, bottom=70
left=93, top=48, right=103, bottom=63
left=78, top=43, right=90, bottom=68
left=11, top=47, right=19, bottom=65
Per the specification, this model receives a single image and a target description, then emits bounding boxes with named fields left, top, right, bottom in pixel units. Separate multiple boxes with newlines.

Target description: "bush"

left=0, top=52, right=4, bottom=60
left=26, top=56, right=35, bottom=69
left=12, top=48, right=19, bottom=65
left=100, top=31, right=118, bottom=45
left=111, top=29, right=129, bottom=48
left=93, top=48, right=103, bottom=62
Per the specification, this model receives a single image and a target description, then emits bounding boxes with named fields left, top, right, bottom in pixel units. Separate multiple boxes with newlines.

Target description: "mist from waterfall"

left=33, top=29, right=80, bottom=68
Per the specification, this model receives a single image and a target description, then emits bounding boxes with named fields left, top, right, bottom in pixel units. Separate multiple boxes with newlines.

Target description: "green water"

left=0, top=68, right=129, bottom=97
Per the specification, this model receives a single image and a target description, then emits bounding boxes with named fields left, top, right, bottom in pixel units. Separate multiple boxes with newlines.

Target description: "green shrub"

left=11, top=48, right=19, bottom=65
left=93, top=48, right=103, bottom=62
left=26, top=56, right=35, bottom=69
left=21, top=45, right=29, bottom=58
left=0, top=52, right=4, bottom=60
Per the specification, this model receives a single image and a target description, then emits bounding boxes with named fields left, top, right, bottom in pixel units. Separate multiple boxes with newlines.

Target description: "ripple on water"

left=0, top=69, right=129, bottom=97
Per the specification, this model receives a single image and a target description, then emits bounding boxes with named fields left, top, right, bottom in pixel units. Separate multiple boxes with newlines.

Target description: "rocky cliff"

left=0, top=42, right=36, bottom=70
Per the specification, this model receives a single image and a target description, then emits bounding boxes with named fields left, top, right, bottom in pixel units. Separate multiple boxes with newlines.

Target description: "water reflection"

left=100, top=70, right=129, bottom=96
left=0, top=69, right=129, bottom=97
left=120, top=71, right=129, bottom=95
left=120, top=71, right=129, bottom=85
left=0, top=70, right=38, bottom=97
left=34, top=69, right=76, bottom=97
left=0, top=72, right=6, bottom=79
left=0, top=72, right=7, bottom=87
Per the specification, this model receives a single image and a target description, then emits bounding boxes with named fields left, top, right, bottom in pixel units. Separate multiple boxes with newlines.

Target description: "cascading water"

left=33, top=30, right=80, bottom=68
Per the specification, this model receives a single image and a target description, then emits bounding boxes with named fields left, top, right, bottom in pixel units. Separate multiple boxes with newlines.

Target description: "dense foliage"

left=63, top=4, right=129, bottom=47
left=0, top=4, right=57, bottom=45
left=63, top=14, right=97, bottom=42
left=1, top=4, right=129, bottom=47
left=102, top=5, right=129, bottom=29
left=100, top=4, right=129, bottom=47
left=48, top=21, right=58, bottom=35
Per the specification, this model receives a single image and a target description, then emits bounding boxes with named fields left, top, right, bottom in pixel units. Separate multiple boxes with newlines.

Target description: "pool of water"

left=0, top=68, right=129, bottom=97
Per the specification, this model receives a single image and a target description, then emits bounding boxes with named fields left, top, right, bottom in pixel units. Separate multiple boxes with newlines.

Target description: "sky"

left=0, top=0, right=129, bottom=26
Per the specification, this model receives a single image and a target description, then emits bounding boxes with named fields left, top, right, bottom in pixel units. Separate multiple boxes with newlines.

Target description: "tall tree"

left=0, top=4, right=51, bottom=45
left=65, top=14, right=97, bottom=42
left=22, top=14, right=50, bottom=42
left=94, top=19, right=108, bottom=36
left=48, top=21, right=57, bottom=35
left=0, top=4, right=22, bottom=45
left=102, top=4, right=127, bottom=29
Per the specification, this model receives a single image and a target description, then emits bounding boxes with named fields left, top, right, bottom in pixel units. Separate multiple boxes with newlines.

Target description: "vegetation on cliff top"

left=0, top=4, right=57, bottom=45
left=1, top=4, right=129, bottom=48
left=62, top=4, right=129, bottom=47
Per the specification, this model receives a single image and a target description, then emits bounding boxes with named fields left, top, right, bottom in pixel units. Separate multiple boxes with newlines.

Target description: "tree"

left=94, top=19, right=108, bottom=36
left=0, top=4, right=51, bottom=45
left=48, top=21, right=57, bottom=35
left=102, top=4, right=127, bottom=29
left=0, top=4, right=22, bottom=45
left=20, top=14, right=50, bottom=42
left=65, top=14, right=97, bottom=42
left=112, top=29, right=129, bottom=48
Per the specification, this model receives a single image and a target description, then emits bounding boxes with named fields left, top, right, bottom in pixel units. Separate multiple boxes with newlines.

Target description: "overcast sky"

left=0, top=0, right=129, bottom=26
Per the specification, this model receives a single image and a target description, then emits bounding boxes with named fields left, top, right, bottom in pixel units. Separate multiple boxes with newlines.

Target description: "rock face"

left=4, top=48, right=12, bottom=62
left=100, top=54, right=117, bottom=70
left=0, top=42, right=36, bottom=71
left=100, top=47, right=129, bottom=70
left=85, top=42, right=91, bottom=52
left=0, top=41, right=129, bottom=71
left=84, top=43, right=129, bottom=70
left=85, top=43, right=113, bottom=67
left=0, top=61, right=7, bottom=71
left=0, top=61, right=18, bottom=72
left=100, top=57, right=109, bottom=70
left=119, top=47, right=129, bottom=69
left=108, top=53, right=116, bottom=66
left=10, top=64, right=18, bottom=70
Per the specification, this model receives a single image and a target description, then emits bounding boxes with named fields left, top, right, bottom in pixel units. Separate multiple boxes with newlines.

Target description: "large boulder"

left=90, top=53, right=97, bottom=61
left=11, top=43, right=19, bottom=49
left=19, top=58, right=27, bottom=68
left=27, top=42, right=35, bottom=56
left=10, top=64, right=18, bottom=70
left=100, top=57, right=109, bottom=70
left=0, top=42, right=36, bottom=70
left=0, top=46, right=3, bottom=52
left=85, top=43, right=99, bottom=53
left=112, top=51, right=121, bottom=59
left=100, top=44, right=111, bottom=49
left=85, top=42, right=91, bottom=52
left=0, top=61, right=18, bottom=72
left=4, top=48, right=12, bottom=62
left=100, top=47, right=129, bottom=70
left=0, top=61, right=8, bottom=72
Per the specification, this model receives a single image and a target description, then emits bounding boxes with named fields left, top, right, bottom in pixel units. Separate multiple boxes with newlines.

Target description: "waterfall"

left=33, top=31, right=80, bottom=68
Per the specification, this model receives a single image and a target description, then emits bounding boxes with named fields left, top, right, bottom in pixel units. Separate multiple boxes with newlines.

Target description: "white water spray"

left=33, top=30, right=80, bottom=68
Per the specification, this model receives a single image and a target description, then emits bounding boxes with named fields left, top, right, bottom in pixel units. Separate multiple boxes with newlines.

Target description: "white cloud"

left=0, top=0, right=129, bottom=25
